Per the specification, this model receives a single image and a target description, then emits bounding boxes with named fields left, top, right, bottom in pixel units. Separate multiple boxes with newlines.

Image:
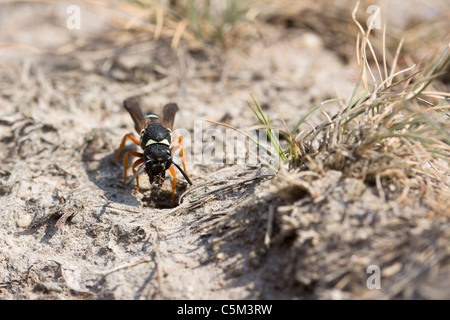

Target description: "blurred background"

left=1, top=0, right=448, bottom=119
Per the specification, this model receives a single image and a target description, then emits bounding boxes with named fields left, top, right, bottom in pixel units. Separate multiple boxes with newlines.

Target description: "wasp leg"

left=131, top=158, right=144, bottom=191
left=170, top=134, right=189, bottom=176
left=123, top=150, right=143, bottom=187
left=114, top=133, right=141, bottom=162
left=168, top=166, right=177, bottom=204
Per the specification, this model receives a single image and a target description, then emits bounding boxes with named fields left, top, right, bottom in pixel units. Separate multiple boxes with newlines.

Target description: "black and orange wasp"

left=114, top=98, right=192, bottom=202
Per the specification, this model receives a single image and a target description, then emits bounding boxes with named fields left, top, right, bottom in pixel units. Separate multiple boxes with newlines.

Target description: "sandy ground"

left=0, top=1, right=449, bottom=299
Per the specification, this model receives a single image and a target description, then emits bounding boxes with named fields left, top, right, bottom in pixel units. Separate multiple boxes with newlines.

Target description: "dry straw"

left=246, top=1, right=450, bottom=214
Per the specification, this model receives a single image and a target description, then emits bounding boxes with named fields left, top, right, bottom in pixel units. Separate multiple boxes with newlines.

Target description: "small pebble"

left=17, top=214, right=33, bottom=228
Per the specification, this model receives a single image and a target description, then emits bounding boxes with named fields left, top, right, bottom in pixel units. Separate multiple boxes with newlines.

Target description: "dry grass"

left=195, top=1, right=450, bottom=299
left=294, top=14, right=450, bottom=214
left=86, top=0, right=449, bottom=66
left=80, top=0, right=252, bottom=48
left=240, top=2, right=450, bottom=215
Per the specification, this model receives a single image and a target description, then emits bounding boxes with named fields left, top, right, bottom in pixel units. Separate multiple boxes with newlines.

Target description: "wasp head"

left=144, top=145, right=172, bottom=186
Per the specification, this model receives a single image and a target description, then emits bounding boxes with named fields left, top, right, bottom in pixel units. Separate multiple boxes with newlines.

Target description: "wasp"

left=114, top=98, right=192, bottom=203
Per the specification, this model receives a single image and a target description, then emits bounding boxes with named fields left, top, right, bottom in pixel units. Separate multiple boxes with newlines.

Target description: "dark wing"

left=123, top=98, right=148, bottom=133
left=162, top=103, right=179, bottom=131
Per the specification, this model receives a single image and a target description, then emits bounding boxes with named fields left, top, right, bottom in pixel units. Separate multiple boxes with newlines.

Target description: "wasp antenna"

left=171, top=161, right=193, bottom=185
left=127, top=164, right=146, bottom=185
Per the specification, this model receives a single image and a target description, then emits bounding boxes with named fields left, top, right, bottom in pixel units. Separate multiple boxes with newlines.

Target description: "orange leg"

left=123, top=150, right=143, bottom=187
left=114, top=133, right=140, bottom=162
left=168, top=166, right=177, bottom=204
left=170, top=134, right=189, bottom=177
left=131, top=158, right=144, bottom=190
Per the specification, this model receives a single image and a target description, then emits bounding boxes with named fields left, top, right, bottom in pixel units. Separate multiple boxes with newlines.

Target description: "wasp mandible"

left=114, top=98, right=192, bottom=202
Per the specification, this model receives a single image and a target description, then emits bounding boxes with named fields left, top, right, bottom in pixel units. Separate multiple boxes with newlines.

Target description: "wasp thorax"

left=140, top=123, right=171, bottom=150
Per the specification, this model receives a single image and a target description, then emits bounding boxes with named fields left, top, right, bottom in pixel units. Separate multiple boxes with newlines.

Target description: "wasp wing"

left=162, top=103, right=179, bottom=131
left=123, top=98, right=149, bottom=133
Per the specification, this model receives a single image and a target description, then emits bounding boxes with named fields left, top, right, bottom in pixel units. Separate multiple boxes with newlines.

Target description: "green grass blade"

left=292, top=98, right=341, bottom=135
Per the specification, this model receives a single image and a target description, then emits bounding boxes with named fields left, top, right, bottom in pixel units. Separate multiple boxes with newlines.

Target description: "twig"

left=264, top=205, right=274, bottom=248
left=93, top=258, right=153, bottom=276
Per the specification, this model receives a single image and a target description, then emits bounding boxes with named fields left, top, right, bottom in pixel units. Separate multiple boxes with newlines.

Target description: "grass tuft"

left=245, top=3, right=450, bottom=212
